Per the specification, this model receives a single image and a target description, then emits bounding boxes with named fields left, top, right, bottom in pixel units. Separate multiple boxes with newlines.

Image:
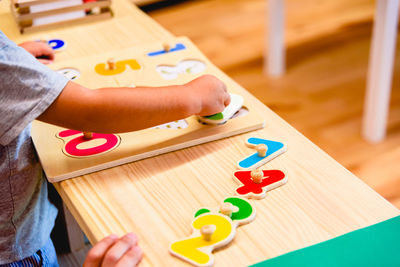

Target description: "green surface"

left=224, top=197, right=253, bottom=221
left=205, top=112, right=223, bottom=120
left=194, top=208, right=210, bottom=218
left=252, top=215, right=400, bottom=267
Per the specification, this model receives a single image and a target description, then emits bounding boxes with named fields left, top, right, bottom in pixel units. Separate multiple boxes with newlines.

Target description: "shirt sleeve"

left=0, top=31, right=68, bottom=146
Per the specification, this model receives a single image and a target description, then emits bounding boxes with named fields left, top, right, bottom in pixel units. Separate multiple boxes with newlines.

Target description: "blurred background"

left=138, top=0, right=400, bottom=209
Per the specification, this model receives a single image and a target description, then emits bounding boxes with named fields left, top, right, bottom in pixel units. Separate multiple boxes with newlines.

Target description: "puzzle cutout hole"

left=57, top=67, right=81, bottom=81
left=156, top=59, right=206, bottom=80
left=231, top=106, right=249, bottom=119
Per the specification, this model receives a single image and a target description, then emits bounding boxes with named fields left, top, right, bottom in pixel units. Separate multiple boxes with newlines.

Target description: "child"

left=0, top=31, right=230, bottom=266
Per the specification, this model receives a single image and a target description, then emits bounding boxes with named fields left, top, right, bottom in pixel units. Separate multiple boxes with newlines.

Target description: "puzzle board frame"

left=31, top=36, right=265, bottom=182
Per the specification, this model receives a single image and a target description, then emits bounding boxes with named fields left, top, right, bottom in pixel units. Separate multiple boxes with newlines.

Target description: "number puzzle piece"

left=95, top=59, right=141, bottom=76
left=147, top=43, right=186, bottom=56
left=48, top=39, right=66, bottom=51
left=156, top=59, right=206, bottom=80
left=170, top=213, right=234, bottom=267
left=56, top=129, right=120, bottom=158
left=233, top=170, right=287, bottom=199
left=170, top=197, right=255, bottom=267
left=237, top=138, right=287, bottom=169
left=198, top=94, right=244, bottom=125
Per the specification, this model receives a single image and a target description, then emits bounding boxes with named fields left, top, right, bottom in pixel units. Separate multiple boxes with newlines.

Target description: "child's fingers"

left=83, top=234, right=118, bottom=267
left=101, top=233, right=138, bottom=267
left=224, top=92, right=231, bottom=107
left=35, top=42, right=55, bottom=60
left=115, top=246, right=143, bottom=267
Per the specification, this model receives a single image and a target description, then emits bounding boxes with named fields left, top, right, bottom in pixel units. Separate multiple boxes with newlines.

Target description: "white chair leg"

left=265, top=0, right=285, bottom=76
left=362, top=0, right=399, bottom=143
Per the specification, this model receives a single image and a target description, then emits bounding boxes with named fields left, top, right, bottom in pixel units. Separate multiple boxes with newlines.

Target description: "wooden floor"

left=59, top=0, right=400, bottom=265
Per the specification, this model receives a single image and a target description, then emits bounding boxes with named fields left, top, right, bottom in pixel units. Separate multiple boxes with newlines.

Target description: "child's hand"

left=18, top=41, right=54, bottom=64
left=83, top=233, right=143, bottom=267
left=185, top=74, right=231, bottom=116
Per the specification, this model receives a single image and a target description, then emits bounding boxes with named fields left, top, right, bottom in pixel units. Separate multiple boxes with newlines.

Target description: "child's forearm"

left=38, top=75, right=230, bottom=133
left=39, top=82, right=197, bottom=133
left=88, top=85, right=199, bottom=132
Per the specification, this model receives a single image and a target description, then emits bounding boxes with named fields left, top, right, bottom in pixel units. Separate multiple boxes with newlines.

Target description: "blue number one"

left=237, top=137, right=287, bottom=169
left=147, top=43, right=186, bottom=56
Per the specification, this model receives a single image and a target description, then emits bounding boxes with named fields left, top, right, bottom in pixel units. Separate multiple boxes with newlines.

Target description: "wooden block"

left=170, top=196, right=255, bottom=266
left=20, top=12, right=113, bottom=34
left=233, top=170, right=287, bottom=199
left=11, top=0, right=113, bottom=33
left=238, top=137, right=287, bottom=169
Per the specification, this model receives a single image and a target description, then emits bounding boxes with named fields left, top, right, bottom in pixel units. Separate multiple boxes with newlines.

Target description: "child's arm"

left=37, top=74, right=230, bottom=133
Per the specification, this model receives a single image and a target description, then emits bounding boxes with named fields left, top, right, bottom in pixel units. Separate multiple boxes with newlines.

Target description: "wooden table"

left=1, top=0, right=399, bottom=266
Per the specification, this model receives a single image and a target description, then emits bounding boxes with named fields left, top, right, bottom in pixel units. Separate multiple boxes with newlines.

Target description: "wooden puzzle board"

left=31, top=36, right=265, bottom=182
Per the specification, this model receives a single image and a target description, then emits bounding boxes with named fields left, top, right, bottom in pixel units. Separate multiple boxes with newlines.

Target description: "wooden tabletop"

left=1, top=0, right=399, bottom=266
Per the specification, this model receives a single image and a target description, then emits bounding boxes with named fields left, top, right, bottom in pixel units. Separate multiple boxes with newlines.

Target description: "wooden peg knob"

left=220, top=202, right=234, bottom=218
left=256, top=144, right=268, bottom=157
left=83, top=131, right=93, bottom=140
left=251, top=169, right=264, bottom=184
left=163, top=42, right=171, bottom=52
left=107, top=58, right=116, bottom=70
left=200, top=225, right=216, bottom=241
left=91, top=6, right=101, bottom=15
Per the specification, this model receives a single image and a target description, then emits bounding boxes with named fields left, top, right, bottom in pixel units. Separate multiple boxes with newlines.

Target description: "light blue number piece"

left=237, top=137, right=287, bottom=169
